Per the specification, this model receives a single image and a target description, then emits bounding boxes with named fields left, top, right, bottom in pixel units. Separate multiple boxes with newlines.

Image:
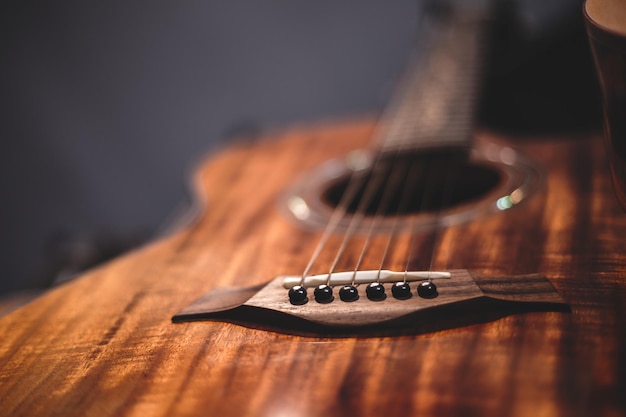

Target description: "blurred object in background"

left=481, top=0, right=601, bottom=133
left=0, top=0, right=601, bottom=297
left=585, top=0, right=626, bottom=209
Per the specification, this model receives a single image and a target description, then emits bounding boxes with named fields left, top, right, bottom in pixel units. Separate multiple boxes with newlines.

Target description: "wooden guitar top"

left=0, top=120, right=624, bottom=417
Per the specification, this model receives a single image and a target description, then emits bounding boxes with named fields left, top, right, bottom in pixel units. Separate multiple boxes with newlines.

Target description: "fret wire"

left=377, top=13, right=486, bottom=153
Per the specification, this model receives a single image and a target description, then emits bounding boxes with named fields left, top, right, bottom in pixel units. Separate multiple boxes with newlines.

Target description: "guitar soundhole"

left=322, top=156, right=502, bottom=215
left=280, top=143, right=542, bottom=232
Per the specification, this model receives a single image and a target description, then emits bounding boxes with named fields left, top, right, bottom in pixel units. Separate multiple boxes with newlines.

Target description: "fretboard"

left=376, top=2, right=491, bottom=154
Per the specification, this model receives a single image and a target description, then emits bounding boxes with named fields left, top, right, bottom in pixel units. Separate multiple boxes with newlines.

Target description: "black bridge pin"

left=366, top=282, right=386, bottom=301
left=314, top=284, right=334, bottom=303
left=288, top=285, right=308, bottom=305
left=391, top=282, right=412, bottom=300
left=339, top=285, right=359, bottom=302
left=417, top=281, right=438, bottom=299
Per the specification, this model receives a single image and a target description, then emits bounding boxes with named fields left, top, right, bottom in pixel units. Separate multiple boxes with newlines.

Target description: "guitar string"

left=322, top=65, right=435, bottom=285
left=298, top=116, right=399, bottom=285
left=335, top=46, right=446, bottom=284
left=380, top=27, right=464, bottom=281
left=299, top=5, right=485, bottom=288
left=324, top=157, right=394, bottom=284
left=376, top=156, right=425, bottom=282
left=298, top=50, right=427, bottom=286
left=423, top=19, right=486, bottom=274
left=398, top=88, right=480, bottom=278
left=402, top=156, right=441, bottom=280
left=343, top=143, right=453, bottom=287
left=300, top=68, right=451, bottom=288
left=402, top=13, right=487, bottom=280
left=383, top=80, right=475, bottom=282
left=373, top=63, right=456, bottom=282
left=349, top=153, right=412, bottom=285
left=426, top=160, right=462, bottom=273
left=298, top=163, right=366, bottom=283
left=327, top=96, right=461, bottom=287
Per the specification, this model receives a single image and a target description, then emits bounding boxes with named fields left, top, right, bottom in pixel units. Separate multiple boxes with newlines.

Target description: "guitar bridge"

left=172, top=270, right=568, bottom=336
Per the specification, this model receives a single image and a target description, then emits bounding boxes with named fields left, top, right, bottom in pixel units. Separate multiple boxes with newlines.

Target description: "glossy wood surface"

left=0, top=119, right=625, bottom=417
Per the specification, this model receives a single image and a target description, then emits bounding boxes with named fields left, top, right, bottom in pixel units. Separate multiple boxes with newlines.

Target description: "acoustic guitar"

left=0, top=2, right=624, bottom=417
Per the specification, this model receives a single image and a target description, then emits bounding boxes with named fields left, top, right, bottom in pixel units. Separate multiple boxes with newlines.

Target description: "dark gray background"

left=0, top=0, right=597, bottom=294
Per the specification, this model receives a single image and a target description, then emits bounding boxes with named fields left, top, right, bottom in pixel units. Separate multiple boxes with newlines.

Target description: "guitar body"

left=0, top=119, right=625, bottom=416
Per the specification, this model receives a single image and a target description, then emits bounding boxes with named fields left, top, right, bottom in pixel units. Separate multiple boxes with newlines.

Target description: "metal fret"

left=377, top=2, right=491, bottom=154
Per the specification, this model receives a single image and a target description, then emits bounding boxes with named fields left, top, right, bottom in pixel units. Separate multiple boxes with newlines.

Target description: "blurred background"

left=0, top=0, right=600, bottom=298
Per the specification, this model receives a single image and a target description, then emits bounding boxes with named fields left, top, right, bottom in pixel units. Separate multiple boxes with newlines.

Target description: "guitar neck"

left=377, top=1, right=491, bottom=155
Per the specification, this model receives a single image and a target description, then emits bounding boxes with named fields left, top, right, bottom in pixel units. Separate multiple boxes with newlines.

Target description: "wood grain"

left=0, top=119, right=625, bottom=417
